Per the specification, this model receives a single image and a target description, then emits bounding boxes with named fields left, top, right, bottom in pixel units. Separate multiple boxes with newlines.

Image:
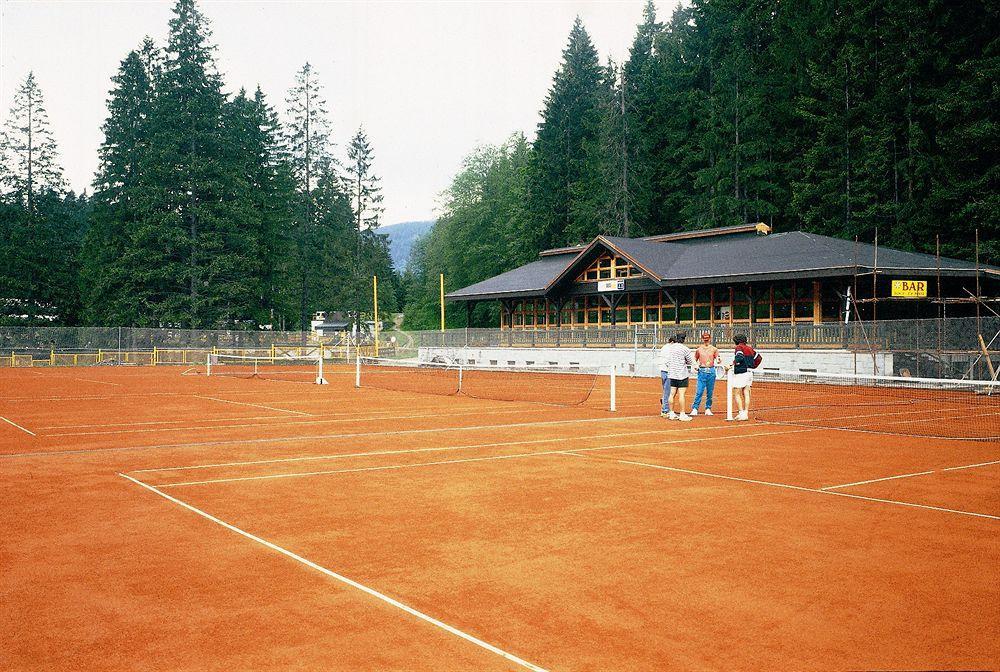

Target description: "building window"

left=575, top=254, right=641, bottom=284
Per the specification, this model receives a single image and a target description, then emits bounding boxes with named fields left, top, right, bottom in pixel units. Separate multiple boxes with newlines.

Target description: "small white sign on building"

left=597, top=279, right=625, bottom=292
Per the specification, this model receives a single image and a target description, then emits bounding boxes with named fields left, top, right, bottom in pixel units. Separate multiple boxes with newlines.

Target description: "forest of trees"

left=1, top=0, right=996, bottom=330
left=404, top=0, right=998, bottom=329
left=0, top=0, right=396, bottom=329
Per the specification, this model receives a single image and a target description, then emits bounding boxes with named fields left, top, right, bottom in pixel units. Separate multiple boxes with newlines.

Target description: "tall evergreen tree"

left=284, top=62, right=336, bottom=329
left=81, top=39, right=160, bottom=325
left=343, top=127, right=394, bottom=320
left=0, top=72, right=84, bottom=324
left=0, top=72, right=66, bottom=213
left=621, top=0, right=661, bottom=232
left=136, top=0, right=255, bottom=327
left=527, top=18, right=604, bottom=249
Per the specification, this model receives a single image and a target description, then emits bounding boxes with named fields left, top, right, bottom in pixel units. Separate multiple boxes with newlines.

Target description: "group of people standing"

left=657, top=332, right=758, bottom=421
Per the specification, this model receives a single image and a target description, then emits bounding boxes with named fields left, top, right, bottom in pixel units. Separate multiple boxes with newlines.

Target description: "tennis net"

left=356, top=357, right=614, bottom=409
left=206, top=353, right=327, bottom=384
left=727, top=369, right=999, bottom=441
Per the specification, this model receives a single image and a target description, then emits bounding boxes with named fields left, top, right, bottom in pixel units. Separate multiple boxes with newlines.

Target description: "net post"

left=206, top=353, right=213, bottom=377
left=316, top=352, right=328, bottom=385
left=355, top=354, right=361, bottom=388
left=726, top=372, right=734, bottom=421
left=609, top=365, right=617, bottom=412
left=458, top=361, right=464, bottom=393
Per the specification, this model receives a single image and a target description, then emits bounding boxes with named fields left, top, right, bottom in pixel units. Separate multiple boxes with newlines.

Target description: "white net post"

left=206, top=353, right=213, bottom=376
left=316, top=352, right=328, bottom=385
left=726, top=372, right=734, bottom=421
left=609, top=365, right=617, bottom=412
left=355, top=355, right=361, bottom=388
left=458, top=362, right=464, bottom=393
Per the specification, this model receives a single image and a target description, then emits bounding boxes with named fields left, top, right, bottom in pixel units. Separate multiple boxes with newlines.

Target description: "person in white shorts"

left=726, top=333, right=755, bottom=421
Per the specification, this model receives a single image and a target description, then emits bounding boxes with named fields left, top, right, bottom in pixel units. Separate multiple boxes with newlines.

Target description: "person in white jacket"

left=657, top=332, right=694, bottom=421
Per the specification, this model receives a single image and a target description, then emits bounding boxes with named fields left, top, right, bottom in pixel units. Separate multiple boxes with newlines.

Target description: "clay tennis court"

left=2, top=365, right=997, bottom=671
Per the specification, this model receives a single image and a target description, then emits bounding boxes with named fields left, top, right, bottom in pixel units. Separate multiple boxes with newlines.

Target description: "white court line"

left=72, top=377, right=123, bottom=386
left=118, top=474, right=547, bottom=672
left=154, top=427, right=813, bottom=488
left=193, top=395, right=311, bottom=417
left=610, top=458, right=1000, bottom=521
left=0, top=414, right=653, bottom=459
left=38, top=399, right=526, bottom=430
left=132, top=423, right=747, bottom=473
left=821, top=471, right=936, bottom=490
left=0, top=415, right=36, bottom=436
left=822, top=458, right=1000, bottom=489
left=46, top=404, right=557, bottom=437
left=942, top=459, right=1000, bottom=472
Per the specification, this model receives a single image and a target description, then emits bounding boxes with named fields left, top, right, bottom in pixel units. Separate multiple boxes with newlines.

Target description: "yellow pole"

left=373, top=275, right=380, bottom=357
left=440, top=273, right=445, bottom=332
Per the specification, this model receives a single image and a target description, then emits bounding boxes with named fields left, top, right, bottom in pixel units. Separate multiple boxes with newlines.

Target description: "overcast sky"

left=1, top=0, right=674, bottom=225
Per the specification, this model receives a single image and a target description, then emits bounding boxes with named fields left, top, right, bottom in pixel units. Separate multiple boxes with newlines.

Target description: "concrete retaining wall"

left=419, top=346, right=892, bottom=377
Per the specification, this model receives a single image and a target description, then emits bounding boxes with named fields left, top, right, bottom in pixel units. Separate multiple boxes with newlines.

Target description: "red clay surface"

left=1, top=365, right=997, bottom=671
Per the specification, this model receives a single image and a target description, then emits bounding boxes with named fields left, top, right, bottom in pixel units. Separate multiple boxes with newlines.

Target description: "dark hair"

left=667, top=336, right=675, bottom=343
left=675, top=332, right=686, bottom=343
left=733, top=333, right=748, bottom=345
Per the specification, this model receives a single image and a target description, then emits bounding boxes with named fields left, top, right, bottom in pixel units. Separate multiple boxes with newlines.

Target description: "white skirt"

left=730, top=372, right=753, bottom=389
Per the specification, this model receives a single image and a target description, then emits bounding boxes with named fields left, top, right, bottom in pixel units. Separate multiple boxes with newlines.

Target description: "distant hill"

left=382, top=220, right=434, bottom=271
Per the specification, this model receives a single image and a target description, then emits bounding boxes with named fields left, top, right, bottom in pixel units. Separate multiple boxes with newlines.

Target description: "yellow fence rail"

left=0, top=343, right=394, bottom=368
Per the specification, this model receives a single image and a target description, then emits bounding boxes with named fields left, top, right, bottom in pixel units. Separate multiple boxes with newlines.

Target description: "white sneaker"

left=705, top=409, right=713, bottom=416
left=737, top=411, right=749, bottom=421
left=678, top=413, right=692, bottom=422
left=689, top=409, right=698, bottom=416
left=667, top=412, right=678, bottom=420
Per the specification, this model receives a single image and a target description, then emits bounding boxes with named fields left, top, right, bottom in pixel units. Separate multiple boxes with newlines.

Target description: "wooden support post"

left=979, top=334, right=997, bottom=382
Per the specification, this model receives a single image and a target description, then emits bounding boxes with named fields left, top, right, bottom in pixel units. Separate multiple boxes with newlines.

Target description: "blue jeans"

left=692, top=367, right=716, bottom=411
left=660, top=371, right=670, bottom=413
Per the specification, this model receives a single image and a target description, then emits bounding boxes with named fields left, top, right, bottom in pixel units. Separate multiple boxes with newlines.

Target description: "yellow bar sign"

left=891, top=280, right=928, bottom=297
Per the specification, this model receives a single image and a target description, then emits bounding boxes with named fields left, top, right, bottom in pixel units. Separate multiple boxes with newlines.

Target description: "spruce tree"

left=0, top=72, right=83, bottom=324
left=343, top=127, right=394, bottom=321
left=527, top=18, right=604, bottom=249
left=140, top=0, right=253, bottom=327
left=284, top=62, right=336, bottom=329
left=81, top=39, right=160, bottom=325
left=0, top=72, right=66, bottom=214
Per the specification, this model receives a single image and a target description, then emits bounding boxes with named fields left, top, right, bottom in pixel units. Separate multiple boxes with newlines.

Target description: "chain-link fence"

left=395, top=316, right=999, bottom=379
left=2, top=318, right=997, bottom=378
left=0, top=326, right=313, bottom=353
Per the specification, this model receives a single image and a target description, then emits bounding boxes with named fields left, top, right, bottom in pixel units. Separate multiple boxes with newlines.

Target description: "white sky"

left=1, top=0, right=675, bottom=224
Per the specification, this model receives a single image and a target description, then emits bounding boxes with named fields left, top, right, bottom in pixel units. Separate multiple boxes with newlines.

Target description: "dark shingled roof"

left=446, top=252, right=578, bottom=300
left=447, top=230, right=997, bottom=301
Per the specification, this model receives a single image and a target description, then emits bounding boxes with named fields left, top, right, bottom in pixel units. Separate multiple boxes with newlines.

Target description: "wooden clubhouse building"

left=446, top=224, right=999, bottom=331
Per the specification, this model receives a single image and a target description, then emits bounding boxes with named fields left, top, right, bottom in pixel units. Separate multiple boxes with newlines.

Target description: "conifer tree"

left=137, top=0, right=254, bottom=327
left=343, top=127, right=394, bottom=320
left=0, top=72, right=66, bottom=213
left=527, top=18, right=604, bottom=249
left=284, top=62, right=336, bottom=328
left=0, top=72, right=84, bottom=324
left=81, top=39, right=160, bottom=325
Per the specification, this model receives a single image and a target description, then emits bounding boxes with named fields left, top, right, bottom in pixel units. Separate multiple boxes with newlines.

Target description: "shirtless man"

left=690, top=331, right=719, bottom=416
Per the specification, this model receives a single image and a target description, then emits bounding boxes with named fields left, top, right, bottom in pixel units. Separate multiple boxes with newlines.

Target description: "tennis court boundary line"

left=602, top=457, right=1000, bottom=521
left=193, top=395, right=312, bottom=417
left=0, top=414, right=649, bottom=459
left=821, top=458, right=1000, bottom=490
left=118, top=473, right=548, bottom=672
left=0, top=415, right=36, bottom=436
left=132, top=423, right=749, bottom=474
left=149, top=427, right=814, bottom=488
left=45, top=404, right=558, bottom=438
